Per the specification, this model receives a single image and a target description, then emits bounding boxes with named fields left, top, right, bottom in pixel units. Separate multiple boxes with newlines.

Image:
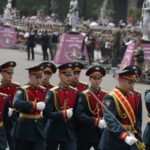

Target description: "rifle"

left=89, top=90, right=145, bottom=150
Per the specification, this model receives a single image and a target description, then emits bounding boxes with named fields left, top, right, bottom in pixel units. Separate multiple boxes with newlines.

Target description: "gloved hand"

left=66, top=108, right=73, bottom=119
left=36, top=102, right=45, bottom=111
left=8, top=108, right=13, bottom=117
left=125, top=135, right=137, bottom=146
left=98, top=119, right=107, bottom=129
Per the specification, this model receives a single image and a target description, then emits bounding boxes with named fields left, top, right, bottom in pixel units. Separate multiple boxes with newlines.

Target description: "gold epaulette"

left=39, top=85, right=46, bottom=90
left=101, top=89, right=108, bottom=94
left=79, top=81, right=88, bottom=86
left=11, top=81, right=20, bottom=86
left=21, top=85, right=30, bottom=90
left=50, top=86, right=59, bottom=92
left=83, top=89, right=90, bottom=94
left=0, top=92, right=7, bottom=97
left=69, top=86, right=77, bottom=91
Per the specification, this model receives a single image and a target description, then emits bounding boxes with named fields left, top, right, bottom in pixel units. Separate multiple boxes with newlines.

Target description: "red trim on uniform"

left=120, top=131, right=127, bottom=141
left=62, top=110, right=67, bottom=120
left=94, top=117, right=99, bottom=126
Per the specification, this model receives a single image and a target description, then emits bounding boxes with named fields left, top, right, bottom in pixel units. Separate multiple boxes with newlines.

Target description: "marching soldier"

left=43, top=63, right=79, bottom=150
left=127, top=65, right=142, bottom=137
left=99, top=67, right=143, bottom=150
left=71, top=62, right=88, bottom=92
left=75, top=66, right=107, bottom=150
left=0, top=93, right=9, bottom=150
left=39, top=62, right=57, bottom=91
left=143, top=90, right=150, bottom=150
left=0, top=61, right=20, bottom=150
left=13, top=65, right=46, bottom=150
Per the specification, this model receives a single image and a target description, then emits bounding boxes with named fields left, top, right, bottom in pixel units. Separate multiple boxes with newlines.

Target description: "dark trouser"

left=78, top=141, right=100, bottom=150
left=146, top=145, right=150, bottom=150
left=46, top=139, right=77, bottom=150
left=15, top=139, right=45, bottom=150
left=42, top=46, right=49, bottom=60
left=27, top=46, right=34, bottom=60
left=7, top=132, right=15, bottom=150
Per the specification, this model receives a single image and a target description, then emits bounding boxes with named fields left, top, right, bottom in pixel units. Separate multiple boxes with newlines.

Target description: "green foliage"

left=128, top=8, right=142, bottom=22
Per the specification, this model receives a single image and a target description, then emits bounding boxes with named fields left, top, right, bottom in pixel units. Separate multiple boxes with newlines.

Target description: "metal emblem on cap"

left=95, top=67, right=99, bottom=70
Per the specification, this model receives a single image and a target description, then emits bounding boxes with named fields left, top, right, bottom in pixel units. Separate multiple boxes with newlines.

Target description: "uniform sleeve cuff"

left=120, top=131, right=127, bottom=141
left=94, top=117, right=99, bottom=126
left=32, top=102, right=36, bottom=110
left=61, top=110, right=67, bottom=120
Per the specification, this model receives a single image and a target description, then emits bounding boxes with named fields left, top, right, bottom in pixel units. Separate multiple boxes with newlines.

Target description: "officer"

left=0, top=92, right=9, bottom=150
left=75, top=65, right=107, bottom=150
left=126, top=65, right=142, bottom=137
left=39, top=62, right=57, bottom=91
left=0, top=61, right=20, bottom=150
left=71, top=62, right=88, bottom=92
left=99, top=67, right=142, bottom=150
left=43, top=63, right=79, bottom=150
left=143, top=90, right=150, bottom=150
left=13, top=65, right=46, bottom=150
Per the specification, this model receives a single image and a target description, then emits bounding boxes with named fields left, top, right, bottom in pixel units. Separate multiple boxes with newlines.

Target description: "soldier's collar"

left=1, top=79, right=11, bottom=85
left=90, top=86, right=101, bottom=93
left=59, top=83, right=69, bottom=90
left=71, top=81, right=79, bottom=87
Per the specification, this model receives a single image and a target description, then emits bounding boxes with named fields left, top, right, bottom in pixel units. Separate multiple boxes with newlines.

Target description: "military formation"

left=0, top=60, right=149, bottom=150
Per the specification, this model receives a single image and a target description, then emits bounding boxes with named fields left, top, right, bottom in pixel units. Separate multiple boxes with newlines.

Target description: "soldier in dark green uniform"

left=75, top=65, right=107, bottom=150
left=13, top=65, right=46, bottom=150
left=99, top=67, right=143, bottom=150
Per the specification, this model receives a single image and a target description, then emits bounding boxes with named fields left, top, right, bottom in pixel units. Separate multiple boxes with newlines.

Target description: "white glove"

left=66, top=108, right=73, bottom=119
left=98, top=119, right=107, bottom=129
left=125, top=135, right=137, bottom=146
left=36, top=102, right=45, bottom=111
left=8, top=108, right=13, bottom=117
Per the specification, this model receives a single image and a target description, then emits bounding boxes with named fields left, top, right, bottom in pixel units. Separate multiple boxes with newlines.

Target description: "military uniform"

left=143, top=90, right=150, bottom=150
left=43, top=63, right=79, bottom=150
left=76, top=66, right=107, bottom=150
left=0, top=61, right=20, bottom=150
left=99, top=67, right=143, bottom=150
left=13, top=65, right=46, bottom=150
left=0, top=93, right=9, bottom=150
left=71, top=62, right=88, bottom=92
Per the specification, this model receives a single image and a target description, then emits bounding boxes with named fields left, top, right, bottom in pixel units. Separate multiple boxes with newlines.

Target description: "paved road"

left=0, top=48, right=149, bottom=150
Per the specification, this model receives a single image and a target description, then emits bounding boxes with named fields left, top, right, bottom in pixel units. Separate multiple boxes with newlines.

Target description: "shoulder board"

left=79, top=81, right=88, bottom=86
left=11, top=81, right=20, bottom=86
left=0, top=92, right=7, bottom=97
left=133, top=90, right=141, bottom=94
left=101, top=89, right=108, bottom=94
left=39, top=85, right=46, bottom=90
left=50, top=86, right=59, bottom=92
left=21, top=85, right=30, bottom=90
left=68, top=86, right=78, bottom=91
left=83, top=89, right=90, bottom=94
left=50, top=83, right=55, bottom=87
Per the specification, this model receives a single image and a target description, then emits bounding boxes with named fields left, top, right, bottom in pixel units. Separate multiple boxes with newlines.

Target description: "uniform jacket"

left=75, top=87, right=107, bottom=143
left=99, top=87, right=140, bottom=150
left=43, top=84, right=79, bottom=141
left=13, top=84, right=46, bottom=142
left=71, top=81, right=88, bottom=92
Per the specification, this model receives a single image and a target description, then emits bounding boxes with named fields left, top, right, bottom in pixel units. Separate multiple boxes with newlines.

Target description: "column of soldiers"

left=0, top=60, right=150, bottom=150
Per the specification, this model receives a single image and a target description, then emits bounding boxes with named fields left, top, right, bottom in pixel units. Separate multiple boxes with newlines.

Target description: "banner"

left=142, top=44, right=150, bottom=71
left=120, top=43, right=135, bottom=69
left=0, top=26, right=17, bottom=48
left=54, top=33, right=88, bottom=64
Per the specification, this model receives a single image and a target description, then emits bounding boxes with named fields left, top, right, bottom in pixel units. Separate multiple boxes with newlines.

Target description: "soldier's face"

left=90, top=76, right=102, bottom=89
left=41, top=72, right=52, bottom=83
left=1, top=71, right=13, bottom=81
left=119, top=78, right=135, bottom=93
left=29, top=74, right=42, bottom=86
left=71, top=71, right=80, bottom=83
left=59, top=72, right=73, bottom=86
